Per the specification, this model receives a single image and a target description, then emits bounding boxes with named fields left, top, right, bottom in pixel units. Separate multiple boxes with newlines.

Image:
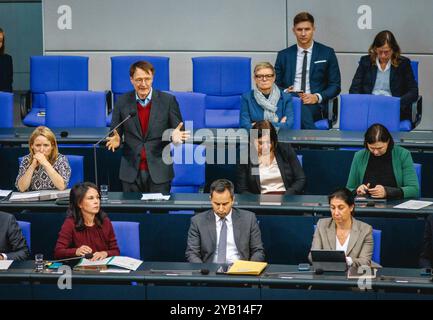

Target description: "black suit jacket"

left=420, top=214, right=433, bottom=268
left=0, top=211, right=29, bottom=261
left=185, top=208, right=265, bottom=263
left=349, top=55, right=418, bottom=108
left=236, top=142, right=306, bottom=194
left=110, top=90, right=183, bottom=184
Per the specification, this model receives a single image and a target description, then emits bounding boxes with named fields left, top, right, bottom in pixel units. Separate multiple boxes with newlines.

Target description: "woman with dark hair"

left=0, top=27, right=13, bottom=92
left=309, top=188, right=373, bottom=268
left=54, top=182, right=120, bottom=260
left=346, top=123, right=419, bottom=199
left=349, top=30, right=418, bottom=120
left=240, top=62, right=294, bottom=130
left=237, top=120, right=305, bottom=194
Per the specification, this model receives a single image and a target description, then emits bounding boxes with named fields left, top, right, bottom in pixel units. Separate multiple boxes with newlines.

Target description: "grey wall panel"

left=43, top=0, right=286, bottom=51
left=286, top=0, right=433, bottom=54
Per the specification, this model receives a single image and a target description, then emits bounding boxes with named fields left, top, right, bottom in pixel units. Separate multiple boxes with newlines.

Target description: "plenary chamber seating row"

left=10, top=55, right=421, bottom=131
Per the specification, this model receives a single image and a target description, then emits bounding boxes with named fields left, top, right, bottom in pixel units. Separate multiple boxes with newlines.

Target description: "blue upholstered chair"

left=411, top=60, right=419, bottom=83
left=165, top=91, right=206, bottom=130
left=413, top=163, right=422, bottom=196
left=112, top=221, right=140, bottom=260
left=291, top=96, right=337, bottom=130
left=372, top=229, right=382, bottom=264
left=192, top=56, right=251, bottom=128
left=340, top=94, right=401, bottom=132
left=21, top=56, right=89, bottom=127
left=45, top=91, right=106, bottom=127
left=0, top=92, right=13, bottom=128
left=17, top=220, right=31, bottom=253
left=171, top=144, right=206, bottom=193
left=107, top=55, right=170, bottom=126
left=313, top=225, right=382, bottom=264
left=400, top=60, right=422, bottom=131
left=18, top=155, right=83, bottom=189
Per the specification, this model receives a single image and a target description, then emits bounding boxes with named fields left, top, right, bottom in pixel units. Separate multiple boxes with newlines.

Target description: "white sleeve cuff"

left=346, top=256, right=353, bottom=266
left=315, top=93, right=323, bottom=103
left=1, top=253, right=7, bottom=260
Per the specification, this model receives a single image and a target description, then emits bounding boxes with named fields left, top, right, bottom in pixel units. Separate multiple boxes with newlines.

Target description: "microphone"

left=315, top=268, right=324, bottom=275
left=45, top=253, right=94, bottom=266
left=93, top=111, right=137, bottom=186
left=60, top=131, right=69, bottom=138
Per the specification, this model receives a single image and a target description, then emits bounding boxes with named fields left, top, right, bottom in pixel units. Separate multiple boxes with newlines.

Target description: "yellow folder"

left=226, top=260, right=268, bottom=276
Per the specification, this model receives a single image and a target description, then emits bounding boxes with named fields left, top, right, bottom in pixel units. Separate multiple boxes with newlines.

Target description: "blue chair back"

left=171, top=144, right=206, bottom=193
left=313, top=225, right=381, bottom=264
left=18, top=154, right=83, bottom=189
left=192, top=56, right=251, bottom=128
left=165, top=91, right=206, bottom=130
left=372, top=229, right=382, bottom=264
left=340, top=94, right=400, bottom=132
left=0, top=91, right=13, bottom=128
left=111, top=56, right=170, bottom=101
left=17, top=220, right=31, bottom=253
left=410, top=60, right=419, bottom=84
left=112, top=221, right=140, bottom=260
left=291, top=97, right=302, bottom=130
left=24, top=56, right=89, bottom=127
left=413, top=163, right=422, bottom=195
left=45, top=91, right=106, bottom=127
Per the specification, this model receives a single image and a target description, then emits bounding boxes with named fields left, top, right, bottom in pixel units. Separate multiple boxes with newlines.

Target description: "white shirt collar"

left=214, top=210, right=233, bottom=223
left=376, top=58, right=391, bottom=72
left=297, top=41, right=314, bottom=54
left=135, top=87, right=153, bottom=107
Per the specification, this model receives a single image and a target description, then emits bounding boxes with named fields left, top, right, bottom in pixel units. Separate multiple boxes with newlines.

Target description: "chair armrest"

left=327, top=96, right=339, bottom=127
left=18, top=90, right=31, bottom=120
left=105, top=90, right=113, bottom=115
left=411, top=95, right=422, bottom=128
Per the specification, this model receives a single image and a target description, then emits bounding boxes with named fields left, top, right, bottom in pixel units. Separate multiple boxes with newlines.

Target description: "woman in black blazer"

left=349, top=30, right=418, bottom=120
left=237, top=120, right=306, bottom=194
left=0, top=28, right=13, bottom=92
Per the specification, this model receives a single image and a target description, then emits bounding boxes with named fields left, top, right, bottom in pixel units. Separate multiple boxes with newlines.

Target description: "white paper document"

left=0, top=190, right=12, bottom=198
left=394, top=200, right=433, bottom=210
left=0, top=260, right=13, bottom=270
left=109, top=256, right=143, bottom=271
left=77, top=257, right=111, bottom=267
left=9, top=189, right=70, bottom=202
left=141, top=193, right=170, bottom=201
left=100, top=269, right=131, bottom=273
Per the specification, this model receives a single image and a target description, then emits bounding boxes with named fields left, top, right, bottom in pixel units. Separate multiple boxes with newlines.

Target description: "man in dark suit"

left=0, top=211, right=29, bottom=261
left=185, top=179, right=265, bottom=264
left=107, top=61, right=190, bottom=193
left=275, top=12, right=341, bottom=129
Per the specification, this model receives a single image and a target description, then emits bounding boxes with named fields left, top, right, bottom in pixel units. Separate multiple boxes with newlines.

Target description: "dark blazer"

left=237, top=142, right=306, bottom=194
left=420, top=214, right=433, bottom=268
left=185, top=208, right=265, bottom=263
left=349, top=55, right=418, bottom=107
left=110, top=90, right=183, bottom=184
left=275, top=41, right=341, bottom=104
left=0, top=54, right=13, bottom=92
left=239, top=89, right=294, bottom=130
left=0, top=211, right=29, bottom=261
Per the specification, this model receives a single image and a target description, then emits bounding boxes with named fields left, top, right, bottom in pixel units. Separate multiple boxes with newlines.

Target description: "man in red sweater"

left=107, top=61, right=190, bottom=193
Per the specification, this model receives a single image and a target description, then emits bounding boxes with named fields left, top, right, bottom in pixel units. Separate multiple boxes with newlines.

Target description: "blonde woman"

left=16, top=126, right=71, bottom=192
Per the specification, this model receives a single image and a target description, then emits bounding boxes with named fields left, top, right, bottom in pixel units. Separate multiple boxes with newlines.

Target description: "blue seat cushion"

left=399, top=120, right=412, bottom=132
left=23, top=108, right=45, bottom=127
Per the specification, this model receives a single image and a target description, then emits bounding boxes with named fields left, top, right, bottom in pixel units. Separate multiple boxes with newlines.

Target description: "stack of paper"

left=141, top=193, right=170, bottom=201
left=75, top=256, right=143, bottom=271
left=0, top=260, right=13, bottom=270
left=226, top=260, right=268, bottom=276
left=9, top=189, right=70, bottom=202
left=394, top=200, right=433, bottom=210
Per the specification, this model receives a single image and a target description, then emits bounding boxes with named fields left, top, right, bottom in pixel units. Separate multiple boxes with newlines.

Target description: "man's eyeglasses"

left=133, top=77, right=153, bottom=84
left=255, top=74, right=274, bottom=80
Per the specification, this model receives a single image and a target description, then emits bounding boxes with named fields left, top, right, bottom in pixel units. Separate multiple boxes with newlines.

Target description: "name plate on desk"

left=259, top=194, right=283, bottom=206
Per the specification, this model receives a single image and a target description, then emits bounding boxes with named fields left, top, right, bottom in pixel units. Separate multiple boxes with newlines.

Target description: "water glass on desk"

left=35, top=253, right=44, bottom=272
left=100, top=185, right=109, bottom=202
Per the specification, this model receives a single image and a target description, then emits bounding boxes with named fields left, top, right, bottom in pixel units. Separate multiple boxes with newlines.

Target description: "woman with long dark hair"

left=54, top=182, right=120, bottom=260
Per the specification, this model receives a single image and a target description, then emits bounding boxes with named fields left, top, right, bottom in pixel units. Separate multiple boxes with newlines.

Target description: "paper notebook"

left=226, top=260, right=268, bottom=276
left=74, top=256, right=143, bottom=271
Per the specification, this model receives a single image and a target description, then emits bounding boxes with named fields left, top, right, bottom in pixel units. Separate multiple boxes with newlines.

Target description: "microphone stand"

left=93, top=113, right=135, bottom=186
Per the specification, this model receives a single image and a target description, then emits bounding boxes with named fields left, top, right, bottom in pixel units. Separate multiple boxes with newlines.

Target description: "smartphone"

left=216, top=265, right=229, bottom=274
left=298, top=263, right=311, bottom=271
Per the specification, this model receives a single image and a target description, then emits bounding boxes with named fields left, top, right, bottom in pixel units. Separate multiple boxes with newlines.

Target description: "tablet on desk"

left=311, top=250, right=347, bottom=272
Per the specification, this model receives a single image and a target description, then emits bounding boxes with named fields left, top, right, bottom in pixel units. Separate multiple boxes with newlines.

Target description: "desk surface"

left=1, top=193, right=432, bottom=217
left=6, top=261, right=433, bottom=292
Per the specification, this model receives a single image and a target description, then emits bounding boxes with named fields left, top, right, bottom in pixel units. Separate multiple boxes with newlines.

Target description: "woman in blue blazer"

left=240, top=62, right=294, bottom=130
left=349, top=30, right=418, bottom=120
